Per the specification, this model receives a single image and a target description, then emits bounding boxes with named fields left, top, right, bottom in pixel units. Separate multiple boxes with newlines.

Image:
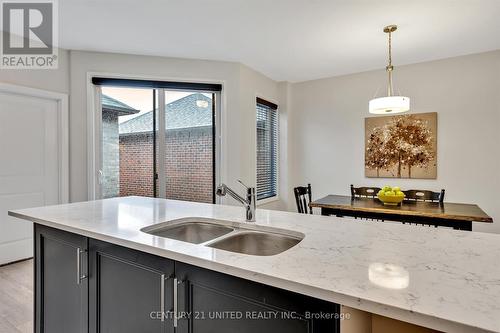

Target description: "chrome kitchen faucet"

left=216, top=180, right=256, bottom=222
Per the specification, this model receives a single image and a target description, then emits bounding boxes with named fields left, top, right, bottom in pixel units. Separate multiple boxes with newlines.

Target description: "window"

left=92, top=77, right=221, bottom=203
left=256, top=97, right=278, bottom=201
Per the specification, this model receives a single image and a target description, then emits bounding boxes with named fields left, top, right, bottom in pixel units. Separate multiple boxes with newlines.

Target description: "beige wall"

left=236, top=64, right=291, bottom=210
left=289, top=50, right=500, bottom=233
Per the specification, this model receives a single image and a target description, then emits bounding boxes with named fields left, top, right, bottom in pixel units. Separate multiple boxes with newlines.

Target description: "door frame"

left=86, top=72, right=224, bottom=201
left=0, top=82, right=69, bottom=204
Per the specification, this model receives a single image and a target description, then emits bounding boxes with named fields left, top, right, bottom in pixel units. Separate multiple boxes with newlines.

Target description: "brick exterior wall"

left=119, top=126, right=213, bottom=203
left=119, top=132, right=155, bottom=197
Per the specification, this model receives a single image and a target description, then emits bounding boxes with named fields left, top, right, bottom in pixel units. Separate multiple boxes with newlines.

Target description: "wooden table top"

left=310, top=195, right=493, bottom=223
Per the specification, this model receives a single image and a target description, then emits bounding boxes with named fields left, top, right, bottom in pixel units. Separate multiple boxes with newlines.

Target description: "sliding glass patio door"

left=158, top=90, right=216, bottom=203
left=96, top=82, right=219, bottom=204
left=100, top=86, right=156, bottom=198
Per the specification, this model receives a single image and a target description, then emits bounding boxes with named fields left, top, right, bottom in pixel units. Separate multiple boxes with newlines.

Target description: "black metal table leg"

left=316, top=207, right=474, bottom=231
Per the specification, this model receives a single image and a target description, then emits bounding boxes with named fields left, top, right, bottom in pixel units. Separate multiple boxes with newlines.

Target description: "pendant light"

left=369, top=25, right=410, bottom=114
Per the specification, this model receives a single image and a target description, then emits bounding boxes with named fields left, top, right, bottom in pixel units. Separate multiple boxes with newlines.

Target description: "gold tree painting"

left=365, top=112, right=437, bottom=179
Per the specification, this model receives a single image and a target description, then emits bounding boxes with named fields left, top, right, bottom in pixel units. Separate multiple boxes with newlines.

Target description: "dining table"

left=309, top=195, right=493, bottom=231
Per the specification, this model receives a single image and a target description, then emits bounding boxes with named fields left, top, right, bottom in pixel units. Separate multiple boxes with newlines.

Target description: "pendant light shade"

left=369, top=25, right=410, bottom=115
left=369, top=96, right=410, bottom=114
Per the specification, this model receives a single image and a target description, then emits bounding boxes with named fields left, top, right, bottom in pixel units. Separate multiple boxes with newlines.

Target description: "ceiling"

left=59, top=0, right=500, bottom=82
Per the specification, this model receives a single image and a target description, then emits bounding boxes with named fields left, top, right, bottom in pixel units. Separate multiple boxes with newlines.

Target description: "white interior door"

left=0, top=89, right=62, bottom=265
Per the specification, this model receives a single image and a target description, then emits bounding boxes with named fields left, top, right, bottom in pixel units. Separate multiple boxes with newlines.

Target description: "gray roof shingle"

left=102, top=94, right=140, bottom=116
left=119, top=93, right=212, bottom=134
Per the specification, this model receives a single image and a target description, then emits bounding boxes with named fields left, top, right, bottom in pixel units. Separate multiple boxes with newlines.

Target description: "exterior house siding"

left=102, top=111, right=120, bottom=198
left=119, top=126, right=213, bottom=203
left=119, top=132, right=155, bottom=197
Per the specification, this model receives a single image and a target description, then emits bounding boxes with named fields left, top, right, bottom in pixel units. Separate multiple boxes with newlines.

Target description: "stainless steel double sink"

left=141, top=218, right=304, bottom=256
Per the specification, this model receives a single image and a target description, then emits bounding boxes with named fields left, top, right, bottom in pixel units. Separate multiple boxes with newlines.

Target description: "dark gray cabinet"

left=35, top=224, right=88, bottom=333
left=35, top=224, right=340, bottom=333
left=175, top=262, right=340, bottom=333
left=88, top=239, right=175, bottom=333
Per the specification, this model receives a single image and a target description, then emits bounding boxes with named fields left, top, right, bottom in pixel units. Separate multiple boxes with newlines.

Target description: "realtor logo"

left=1, top=0, right=58, bottom=69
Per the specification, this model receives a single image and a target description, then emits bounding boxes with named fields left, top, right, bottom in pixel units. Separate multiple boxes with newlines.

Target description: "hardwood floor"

left=0, top=259, right=33, bottom=333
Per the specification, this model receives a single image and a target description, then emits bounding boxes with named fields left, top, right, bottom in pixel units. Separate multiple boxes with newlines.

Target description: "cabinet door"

left=175, top=262, right=340, bottom=333
left=34, top=224, right=88, bottom=333
left=89, top=239, right=175, bottom=333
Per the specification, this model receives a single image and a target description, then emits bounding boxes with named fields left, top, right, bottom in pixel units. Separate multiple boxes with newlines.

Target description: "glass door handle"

left=98, top=170, right=103, bottom=185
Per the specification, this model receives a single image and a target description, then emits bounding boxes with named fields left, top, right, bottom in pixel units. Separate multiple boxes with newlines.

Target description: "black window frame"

left=95, top=77, right=220, bottom=203
left=256, top=97, right=279, bottom=201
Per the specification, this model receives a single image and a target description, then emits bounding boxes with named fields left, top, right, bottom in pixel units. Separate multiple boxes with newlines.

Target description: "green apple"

left=385, top=191, right=395, bottom=196
left=393, top=186, right=401, bottom=192
left=382, top=186, right=392, bottom=192
left=378, top=190, right=384, bottom=196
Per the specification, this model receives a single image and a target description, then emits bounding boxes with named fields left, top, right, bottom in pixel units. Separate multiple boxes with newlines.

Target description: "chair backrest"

left=350, top=184, right=381, bottom=199
left=403, top=189, right=445, bottom=203
left=294, top=184, right=312, bottom=214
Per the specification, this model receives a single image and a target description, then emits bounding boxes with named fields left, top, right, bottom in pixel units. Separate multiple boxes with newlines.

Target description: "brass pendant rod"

left=384, top=25, right=397, bottom=97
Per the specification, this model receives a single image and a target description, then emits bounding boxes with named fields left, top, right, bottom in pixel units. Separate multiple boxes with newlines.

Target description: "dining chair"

left=403, top=189, right=445, bottom=204
left=294, top=184, right=313, bottom=214
left=350, top=185, right=381, bottom=199
left=401, top=189, right=445, bottom=227
left=350, top=185, right=382, bottom=221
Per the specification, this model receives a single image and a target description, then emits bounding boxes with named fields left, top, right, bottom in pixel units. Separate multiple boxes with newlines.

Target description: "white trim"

left=94, top=86, right=103, bottom=200
left=86, top=72, right=225, bottom=201
left=256, top=195, right=280, bottom=207
left=0, top=238, right=33, bottom=264
left=255, top=93, right=280, bottom=203
left=0, top=82, right=69, bottom=204
left=86, top=79, right=100, bottom=200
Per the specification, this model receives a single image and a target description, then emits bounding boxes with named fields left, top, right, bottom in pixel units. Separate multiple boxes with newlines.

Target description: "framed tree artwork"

left=365, top=112, right=437, bottom=179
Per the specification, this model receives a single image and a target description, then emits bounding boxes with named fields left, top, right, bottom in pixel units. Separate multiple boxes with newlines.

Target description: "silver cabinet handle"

left=173, top=278, right=186, bottom=328
left=76, top=248, right=87, bottom=285
left=173, top=277, right=178, bottom=327
left=160, top=275, right=175, bottom=323
left=160, top=274, right=166, bottom=322
left=159, top=275, right=184, bottom=326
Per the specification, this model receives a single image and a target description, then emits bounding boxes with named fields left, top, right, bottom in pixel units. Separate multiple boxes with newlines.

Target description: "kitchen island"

left=9, top=196, right=500, bottom=333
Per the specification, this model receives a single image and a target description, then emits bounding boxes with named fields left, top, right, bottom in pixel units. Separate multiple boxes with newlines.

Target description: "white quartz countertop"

left=9, top=196, right=500, bottom=333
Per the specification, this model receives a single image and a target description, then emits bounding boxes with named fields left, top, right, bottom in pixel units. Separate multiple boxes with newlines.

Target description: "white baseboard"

left=0, top=238, right=33, bottom=265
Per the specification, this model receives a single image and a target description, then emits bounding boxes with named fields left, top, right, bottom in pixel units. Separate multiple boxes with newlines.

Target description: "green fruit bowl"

left=377, top=193, right=405, bottom=206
